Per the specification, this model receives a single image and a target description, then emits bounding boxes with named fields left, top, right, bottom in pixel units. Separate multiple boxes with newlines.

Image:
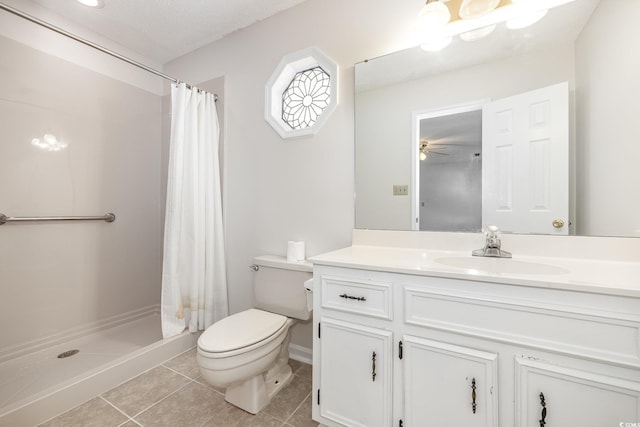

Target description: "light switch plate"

left=393, top=185, right=408, bottom=196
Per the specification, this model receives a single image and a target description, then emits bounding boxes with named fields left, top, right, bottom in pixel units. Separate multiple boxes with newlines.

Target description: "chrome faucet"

left=472, top=225, right=512, bottom=258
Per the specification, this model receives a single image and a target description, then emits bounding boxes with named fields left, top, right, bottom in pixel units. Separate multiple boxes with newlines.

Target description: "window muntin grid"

left=282, top=66, right=331, bottom=130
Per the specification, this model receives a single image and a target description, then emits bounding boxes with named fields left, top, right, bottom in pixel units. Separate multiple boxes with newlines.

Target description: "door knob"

left=552, top=219, right=565, bottom=229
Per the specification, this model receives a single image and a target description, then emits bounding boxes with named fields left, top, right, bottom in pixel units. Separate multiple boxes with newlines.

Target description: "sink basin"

left=434, top=257, right=570, bottom=275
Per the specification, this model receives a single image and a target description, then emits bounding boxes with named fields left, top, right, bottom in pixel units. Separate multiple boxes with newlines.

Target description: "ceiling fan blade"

left=430, top=142, right=474, bottom=147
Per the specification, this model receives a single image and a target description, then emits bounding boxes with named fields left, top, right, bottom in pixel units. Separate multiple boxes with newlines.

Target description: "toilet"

left=197, top=255, right=313, bottom=414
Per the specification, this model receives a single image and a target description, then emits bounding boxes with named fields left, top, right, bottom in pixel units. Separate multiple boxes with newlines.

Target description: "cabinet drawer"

left=404, top=285, right=640, bottom=366
left=321, top=276, right=392, bottom=320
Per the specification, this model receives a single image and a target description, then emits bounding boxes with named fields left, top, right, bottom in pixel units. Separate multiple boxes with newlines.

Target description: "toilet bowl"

left=196, top=256, right=313, bottom=414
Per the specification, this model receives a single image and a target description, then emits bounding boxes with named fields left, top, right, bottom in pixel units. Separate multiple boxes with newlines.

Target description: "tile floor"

left=38, top=348, right=318, bottom=427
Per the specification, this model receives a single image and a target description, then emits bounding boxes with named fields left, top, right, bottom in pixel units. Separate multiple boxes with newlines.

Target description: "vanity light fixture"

left=416, top=0, right=576, bottom=51
left=77, top=0, right=105, bottom=8
left=417, top=0, right=451, bottom=51
left=459, top=0, right=500, bottom=20
left=416, top=0, right=451, bottom=32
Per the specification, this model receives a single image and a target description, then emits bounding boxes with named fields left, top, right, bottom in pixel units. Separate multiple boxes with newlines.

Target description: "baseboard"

left=288, top=343, right=312, bottom=365
left=0, top=304, right=160, bottom=363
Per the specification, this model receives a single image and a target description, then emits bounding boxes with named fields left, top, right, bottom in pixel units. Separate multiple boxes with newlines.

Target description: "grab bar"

left=0, top=213, right=116, bottom=225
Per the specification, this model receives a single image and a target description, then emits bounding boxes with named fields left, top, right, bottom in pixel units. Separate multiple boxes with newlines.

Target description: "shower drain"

left=57, top=349, right=79, bottom=359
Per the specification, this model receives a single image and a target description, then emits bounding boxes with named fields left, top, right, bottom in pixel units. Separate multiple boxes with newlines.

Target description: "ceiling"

left=420, top=109, right=482, bottom=163
left=22, top=0, right=310, bottom=64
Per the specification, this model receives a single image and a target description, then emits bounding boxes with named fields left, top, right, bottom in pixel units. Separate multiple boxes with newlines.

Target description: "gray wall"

left=575, top=0, right=640, bottom=237
left=163, top=0, right=437, bottom=349
left=420, top=158, right=482, bottom=233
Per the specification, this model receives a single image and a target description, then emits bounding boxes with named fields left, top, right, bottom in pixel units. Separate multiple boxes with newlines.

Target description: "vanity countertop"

left=310, top=245, right=640, bottom=298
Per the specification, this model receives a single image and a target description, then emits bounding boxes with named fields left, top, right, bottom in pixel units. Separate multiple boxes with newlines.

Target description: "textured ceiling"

left=25, top=0, right=309, bottom=64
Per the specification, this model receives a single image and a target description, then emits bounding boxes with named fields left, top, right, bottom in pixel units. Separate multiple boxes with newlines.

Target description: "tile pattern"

left=101, top=366, right=190, bottom=417
left=39, top=349, right=317, bottom=427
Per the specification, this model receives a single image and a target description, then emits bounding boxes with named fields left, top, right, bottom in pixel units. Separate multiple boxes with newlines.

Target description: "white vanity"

left=310, top=230, right=640, bottom=427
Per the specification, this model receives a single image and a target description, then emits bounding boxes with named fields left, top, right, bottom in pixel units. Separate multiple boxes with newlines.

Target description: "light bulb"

left=420, top=151, right=427, bottom=161
left=459, top=0, right=500, bottom=20
left=416, top=0, right=451, bottom=32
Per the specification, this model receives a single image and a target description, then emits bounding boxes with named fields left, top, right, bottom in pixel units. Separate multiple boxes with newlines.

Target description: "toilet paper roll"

left=287, top=241, right=305, bottom=261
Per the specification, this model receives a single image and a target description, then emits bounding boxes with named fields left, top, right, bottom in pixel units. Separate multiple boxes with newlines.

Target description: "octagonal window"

left=282, top=66, right=331, bottom=130
left=265, top=48, right=338, bottom=139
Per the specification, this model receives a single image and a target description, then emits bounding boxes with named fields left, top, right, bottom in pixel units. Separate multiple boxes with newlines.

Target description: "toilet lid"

left=198, top=308, right=288, bottom=353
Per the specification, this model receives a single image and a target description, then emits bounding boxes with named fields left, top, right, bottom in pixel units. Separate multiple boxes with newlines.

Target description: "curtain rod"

left=0, top=2, right=217, bottom=101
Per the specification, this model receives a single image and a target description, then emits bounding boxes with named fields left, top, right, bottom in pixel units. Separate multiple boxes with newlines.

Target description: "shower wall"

left=0, top=35, right=163, bottom=358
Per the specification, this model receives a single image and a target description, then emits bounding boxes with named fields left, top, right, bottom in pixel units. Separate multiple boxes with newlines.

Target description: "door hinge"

left=399, top=419, right=404, bottom=427
left=317, top=389, right=320, bottom=405
left=318, top=322, right=321, bottom=339
left=399, top=340, right=403, bottom=359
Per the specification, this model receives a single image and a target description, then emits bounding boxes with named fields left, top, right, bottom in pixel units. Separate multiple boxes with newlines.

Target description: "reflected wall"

left=355, top=44, right=575, bottom=230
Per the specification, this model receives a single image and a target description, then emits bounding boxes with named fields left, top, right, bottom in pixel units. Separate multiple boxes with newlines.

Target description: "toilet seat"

left=198, top=309, right=288, bottom=358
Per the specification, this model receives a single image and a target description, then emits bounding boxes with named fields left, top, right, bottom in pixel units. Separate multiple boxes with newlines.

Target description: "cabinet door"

left=404, top=335, right=498, bottom=427
left=318, top=317, right=393, bottom=427
left=515, top=356, right=640, bottom=426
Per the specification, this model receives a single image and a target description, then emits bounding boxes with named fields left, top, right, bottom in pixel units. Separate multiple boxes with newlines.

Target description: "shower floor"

left=0, top=314, right=163, bottom=418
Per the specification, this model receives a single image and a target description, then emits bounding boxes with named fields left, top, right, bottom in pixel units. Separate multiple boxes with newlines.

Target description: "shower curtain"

left=161, top=82, right=228, bottom=339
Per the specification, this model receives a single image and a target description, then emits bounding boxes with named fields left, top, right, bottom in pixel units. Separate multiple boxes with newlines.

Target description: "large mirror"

left=355, top=0, right=640, bottom=237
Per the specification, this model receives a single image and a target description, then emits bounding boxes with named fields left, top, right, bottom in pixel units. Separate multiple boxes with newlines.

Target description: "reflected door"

left=482, top=82, right=569, bottom=235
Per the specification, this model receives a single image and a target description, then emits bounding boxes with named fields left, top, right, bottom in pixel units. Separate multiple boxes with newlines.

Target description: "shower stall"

left=0, top=4, right=218, bottom=425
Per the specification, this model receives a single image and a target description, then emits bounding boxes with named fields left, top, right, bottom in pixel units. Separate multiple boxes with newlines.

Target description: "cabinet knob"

left=552, top=219, right=565, bottom=229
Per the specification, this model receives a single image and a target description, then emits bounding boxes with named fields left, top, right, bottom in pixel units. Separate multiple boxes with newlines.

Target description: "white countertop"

left=310, top=245, right=640, bottom=298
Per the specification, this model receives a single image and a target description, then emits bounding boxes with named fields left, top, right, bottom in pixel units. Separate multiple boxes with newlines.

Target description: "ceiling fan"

left=419, top=139, right=449, bottom=160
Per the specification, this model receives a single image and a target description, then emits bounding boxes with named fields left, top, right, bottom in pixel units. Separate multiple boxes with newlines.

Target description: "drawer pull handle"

left=471, top=377, right=477, bottom=414
left=372, top=351, right=377, bottom=381
left=539, top=392, right=547, bottom=426
left=339, top=293, right=366, bottom=302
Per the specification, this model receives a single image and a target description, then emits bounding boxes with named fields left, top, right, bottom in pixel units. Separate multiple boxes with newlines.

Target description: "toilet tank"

left=252, top=255, right=313, bottom=321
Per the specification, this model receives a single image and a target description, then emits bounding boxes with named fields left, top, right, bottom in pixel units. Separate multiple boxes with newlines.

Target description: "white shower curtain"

left=161, top=82, right=228, bottom=339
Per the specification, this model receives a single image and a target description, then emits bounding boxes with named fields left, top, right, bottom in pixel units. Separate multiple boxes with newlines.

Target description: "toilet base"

left=224, top=326, right=295, bottom=414
left=225, top=360, right=293, bottom=414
